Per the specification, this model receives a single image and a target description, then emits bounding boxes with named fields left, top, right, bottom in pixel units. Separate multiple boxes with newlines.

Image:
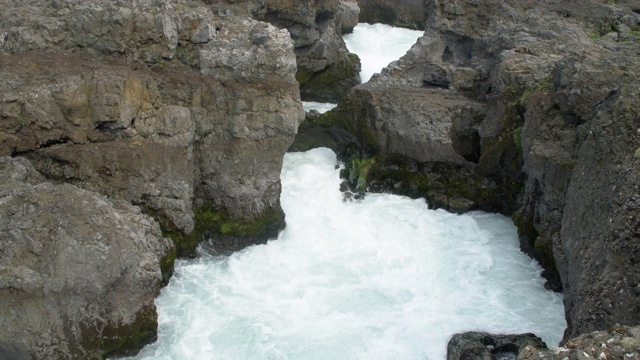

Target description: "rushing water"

left=344, top=23, right=424, bottom=83
left=303, top=23, right=422, bottom=114
left=302, top=101, right=337, bottom=114
left=128, top=148, right=565, bottom=360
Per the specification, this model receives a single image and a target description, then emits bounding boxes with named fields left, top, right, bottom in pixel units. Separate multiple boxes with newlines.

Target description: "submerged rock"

left=0, top=156, right=174, bottom=359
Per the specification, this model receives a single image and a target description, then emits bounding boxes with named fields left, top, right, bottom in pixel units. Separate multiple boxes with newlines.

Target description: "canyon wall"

left=314, top=0, right=640, bottom=341
left=0, top=0, right=303, bottom=357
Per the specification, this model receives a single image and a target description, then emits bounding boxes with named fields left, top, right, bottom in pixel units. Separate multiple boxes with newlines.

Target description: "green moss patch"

left=299, top=53, right=361, bottom=103
left=100, top=304, right=158, bottom=359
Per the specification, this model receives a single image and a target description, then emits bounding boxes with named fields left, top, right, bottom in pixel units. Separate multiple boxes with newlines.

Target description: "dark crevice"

left=37, top=136, right=71, bottom=149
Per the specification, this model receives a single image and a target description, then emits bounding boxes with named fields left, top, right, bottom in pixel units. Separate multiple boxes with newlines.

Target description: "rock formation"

left=0, top=0, right=303, bottom=256
left=208, top=0, right=362, bottom=102
left=448, top=326, right=640, bottom=360
left=254, top=0, right=362, bottom=102
left=447, top=332, right=547, bottom=360
left=312, top=0, right=640, bottom=342
left=0, top=0, right=304, bottom=357
left=0, top=156, right=174, bottom=359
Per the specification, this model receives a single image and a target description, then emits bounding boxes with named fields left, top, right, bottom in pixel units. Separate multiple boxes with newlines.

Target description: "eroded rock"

left=0, top=156, right=174, bottom=359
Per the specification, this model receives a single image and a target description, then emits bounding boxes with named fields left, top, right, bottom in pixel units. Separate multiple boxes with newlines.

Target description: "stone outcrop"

left=0, top=0, right=303, bottom=256
left=0, top=156, right=174, bottom=359
left=312, top=0, right=640, bottom=342
left=206, top=0, right=362, bottom=102
left=518, top=324, right=640, bottom=360
left=254, top=0, right=362, bottom=102
left=357, top=0, right=425, bottom=29
left=1, top=1, right=304, bottom=357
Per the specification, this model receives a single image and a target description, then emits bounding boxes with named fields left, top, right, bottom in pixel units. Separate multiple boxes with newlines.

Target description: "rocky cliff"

left=255, top=0, right=362, bottom=102
left=0, top=156, right=174, bottom=359
left=312, top=0, right=640, bottom=342
left=206, top=0, right=362, bottom=102
left=1, top=0, right=303, bottom=357
left=1, top=0, right=303, bottom=256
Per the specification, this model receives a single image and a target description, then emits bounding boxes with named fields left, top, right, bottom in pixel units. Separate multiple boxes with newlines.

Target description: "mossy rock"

left=144, top=204, right=285, bottom=259
left=299, top=53, right=361, bottom=103
left=163, top=206, right=286, bottom=256
left=100, top=304, right=158, bottom=359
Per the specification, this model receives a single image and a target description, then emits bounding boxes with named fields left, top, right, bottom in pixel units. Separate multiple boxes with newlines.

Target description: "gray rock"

left=518, top=325, right=640, bottom=360
left=0, top=0, right=303, bottom=256
left=447, top=332, right=547, bottom=360
left=0, top=156, right=174, bottom=359
left=357, top=0, right=425, bottom=29
left=252, top=0, right=361, bottom=102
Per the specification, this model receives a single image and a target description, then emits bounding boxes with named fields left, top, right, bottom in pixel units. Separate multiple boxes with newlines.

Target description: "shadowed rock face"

left=357, top=0, right=425, bottom=29
left=206, top=0, right=362, bottom=102
left=0, top=156, right=174, bottom=359
left=254, top=0, right=362, bottom=102
left=311, top=0, right=640, bottom=341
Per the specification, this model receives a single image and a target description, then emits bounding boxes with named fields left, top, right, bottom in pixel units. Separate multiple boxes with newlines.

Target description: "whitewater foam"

left=127, top=148, right=565, bottom=360
left=344, top=23, right=423, bottom=83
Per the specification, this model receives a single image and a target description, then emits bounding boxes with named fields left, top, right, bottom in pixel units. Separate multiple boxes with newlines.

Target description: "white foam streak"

left=302, top=101, right=337, bottom=114
left=128, top=148, right=565, bottom=360
left=344, top=23, right=424, bottom=83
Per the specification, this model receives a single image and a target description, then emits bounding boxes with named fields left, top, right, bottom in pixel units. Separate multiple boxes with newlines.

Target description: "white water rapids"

left=344, top=23, right=424, bottom=83
left=126, top=23, right=566, bottom=360
left=128, top=149, right=565, bottom=360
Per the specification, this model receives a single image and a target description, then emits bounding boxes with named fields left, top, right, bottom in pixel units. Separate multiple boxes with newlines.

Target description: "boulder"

left=0, top=156, right=174, bottom=359
left=447, top=332, right=547, bottom=360
left=518, top=324, right=640, bottom=360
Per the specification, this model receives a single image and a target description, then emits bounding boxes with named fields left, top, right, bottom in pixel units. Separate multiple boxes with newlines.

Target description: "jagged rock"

left=252, top=0, right=362, bottom=102
left=0, top=0, right=303, bottom=256
left=518, top=324, right=640, bottom=360
left=447, top=332, right=547, bottom=360
left=0, top=156, right=174, bottom=359
left=336, top=0, right=360, bottom=33
left=314, top=0, right=640, bottom=340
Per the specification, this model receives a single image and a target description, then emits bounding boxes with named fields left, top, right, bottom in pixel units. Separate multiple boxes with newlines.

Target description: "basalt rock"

left=0, top=0, right=303, bottom=256
left=213, top=0, right=362, bottom=102
left=252, top=0, right=362, bottom=102
left=518, top=324, right=640, bottom=360
left=1, top=0, right=303, bottom=357
left=315, top=0, right=640, bottom=341
left=0, top=156, right=174, bottom=359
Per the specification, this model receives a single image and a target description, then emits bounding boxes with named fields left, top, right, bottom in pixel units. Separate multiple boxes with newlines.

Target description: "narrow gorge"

left=1, top=0, right=639, bottom=359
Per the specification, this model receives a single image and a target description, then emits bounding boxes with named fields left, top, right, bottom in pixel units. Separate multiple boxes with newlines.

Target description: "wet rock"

left=447, top=332, right=547, bottom=360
